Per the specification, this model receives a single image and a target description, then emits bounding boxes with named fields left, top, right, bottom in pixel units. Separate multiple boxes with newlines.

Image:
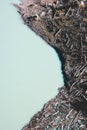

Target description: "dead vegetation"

left=14, top=0, right=87, bottom=129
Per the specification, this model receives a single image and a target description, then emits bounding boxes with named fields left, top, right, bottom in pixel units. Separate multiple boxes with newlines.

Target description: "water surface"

left=0, top=1, right=64, bottom=130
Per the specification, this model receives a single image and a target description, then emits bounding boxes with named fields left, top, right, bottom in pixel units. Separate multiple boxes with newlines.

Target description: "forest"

left=14, top=0, right=87, bottom=129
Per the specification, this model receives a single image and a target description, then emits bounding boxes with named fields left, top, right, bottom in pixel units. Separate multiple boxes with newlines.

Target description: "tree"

left=14, top=0, right=87, bottom=129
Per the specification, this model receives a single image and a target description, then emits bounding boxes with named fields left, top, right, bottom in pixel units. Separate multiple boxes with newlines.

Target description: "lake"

left=0, top=1, right=64, bottom=130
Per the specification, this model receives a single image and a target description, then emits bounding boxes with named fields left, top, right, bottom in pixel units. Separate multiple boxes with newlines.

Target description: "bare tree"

left=14, top=0, right=87, bottom=129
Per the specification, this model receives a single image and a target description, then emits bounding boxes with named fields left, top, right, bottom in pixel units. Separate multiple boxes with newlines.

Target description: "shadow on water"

left=53, top=46, right=70, bottom=90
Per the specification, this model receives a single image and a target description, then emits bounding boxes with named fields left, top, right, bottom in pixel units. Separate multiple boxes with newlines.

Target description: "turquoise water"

left=0, top=1, right=64, bottom=130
